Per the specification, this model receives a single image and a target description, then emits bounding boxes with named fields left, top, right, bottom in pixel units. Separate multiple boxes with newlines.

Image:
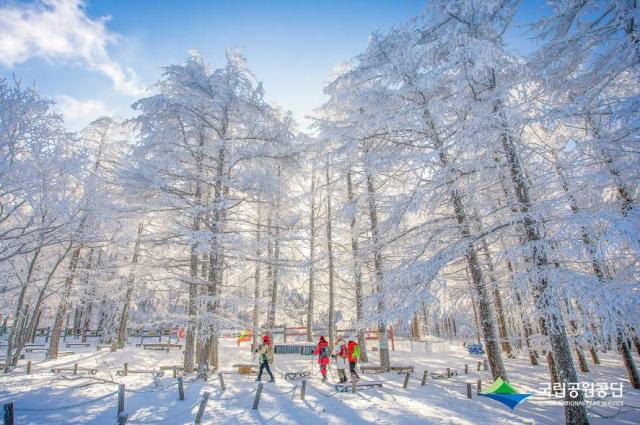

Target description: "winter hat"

left=262, top=335, right=270, bottom=343
left=319, top=335, right=326, bottom=342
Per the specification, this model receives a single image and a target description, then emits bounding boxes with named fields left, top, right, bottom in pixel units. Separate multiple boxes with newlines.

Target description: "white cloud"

left=0, top=0, right=145, bottom=96
left=56, top=94, right=112, bottom=131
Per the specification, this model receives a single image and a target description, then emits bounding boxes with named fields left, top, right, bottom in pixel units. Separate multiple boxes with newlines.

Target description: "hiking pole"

left=328, top=356, right=336, bottom=383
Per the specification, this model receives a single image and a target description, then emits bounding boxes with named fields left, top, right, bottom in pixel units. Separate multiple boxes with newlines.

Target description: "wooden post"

left=300, top=379, right=306, bottom=400
left=467, top=383, right=472, bottom=399
left=45, top=326, right=50, bottom=343
left=177, top=377, right=185, bottom=401
left=172, top=366, right=177, bottom=378
left=124, top=362, right=128, bottom=376
left=73, top=363, right=78, bottom=375
left=218, top=373, right=226, bottom=391
left=4, top=402, right=14, bottom=425
left=26, top=360, right=31, bottom=375
left=352, top=379, right=356, bottom=393
left=252, top=383, right=263, bottom=409
left=194, top=391, right=210, bottom=423
left=477, top=379, right=482, bottom=393
left=464, top=364, right=468, bottom=374
left=446, top=367, right=451, bottom=378
left=403, top=371, right=411, bottom=389
left=477, top=361, right=481, bottom=371
left=117, top=384, right=125, bottom=418
left=118, top=412, right=128, bottom=425
left=421, top=370, right=428, bottom=386
left=483, top=359, right=488, bottom=371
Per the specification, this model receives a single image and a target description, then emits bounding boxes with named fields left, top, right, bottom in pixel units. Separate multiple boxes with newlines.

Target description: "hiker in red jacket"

left=315, top=335, right=330, bottom=382
left=347, top=339, right=360, bottom=380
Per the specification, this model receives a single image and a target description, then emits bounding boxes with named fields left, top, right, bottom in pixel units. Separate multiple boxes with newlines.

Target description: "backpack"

left=339, top=344, right=348, bottom=358
left=320, top=345, right=330, bottom=358
left=352, top=344, right=361, bottom=360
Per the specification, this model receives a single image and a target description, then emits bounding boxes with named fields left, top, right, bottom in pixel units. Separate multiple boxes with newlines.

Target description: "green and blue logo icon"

left=479, top=377, right=533, bottom=409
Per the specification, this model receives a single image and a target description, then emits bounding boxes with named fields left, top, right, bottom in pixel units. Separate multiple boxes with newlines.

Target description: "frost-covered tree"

left=129, top=50, right=296, bottom=373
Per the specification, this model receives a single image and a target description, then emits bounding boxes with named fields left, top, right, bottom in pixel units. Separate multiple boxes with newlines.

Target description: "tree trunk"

left=184, top=209, right=201, bottom=373
left=326, top=165, right=336, bottom=349
left=203, top=149, right=228, bottom=372
left=265, top=221, right=274, bottom=337
left=4, top=247, right=41, bottom=371
left=470, top=295, right=482, bottom=345
left=547, top=351, right=560, bottom=388
left=183, top=132, right=208, bottom=373
left=411, top=315, right=421, bottom=340
left=346, top=169, right=368, bottom=361
left=252, top=220, right=262, bottom=350
left=29, top=309, right=41, bottom=343
left=631, top=331, right=640, bottom=357
left=81, top=302, right=92, bottom=343
left=499, top=114, right=588, bottom=424
left=432, top=139, right=507, bottom=380
left=555, top=156, right=638, bottom=383
left=306, top=176, right=317, bottom=343
left=364, top=170, right=391, bottom=371
left=617, top=330, right=640, bottom=389
left=116, top=223, right=144, bottom=349
left=47, top=245, right=82, bottom=360
left=480, top=238, right=512, bottom=356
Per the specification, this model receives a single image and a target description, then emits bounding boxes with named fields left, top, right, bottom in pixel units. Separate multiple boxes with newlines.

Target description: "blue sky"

left=0, top=0, right=550, bottom=131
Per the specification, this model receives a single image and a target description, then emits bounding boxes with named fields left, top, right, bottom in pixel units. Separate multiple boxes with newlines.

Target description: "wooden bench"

left=159, top=365, right=198, bottom=377
left=360, top=364, right=415, bottom=374
left=284, top=371, right=310, bottom=381
left=116, top=369, right=164, bottom=378
left=51, top=367, right=97, bottom=375
left=137, top=343, right=182, bottom=350
left=25, top=347, right=48, bottom=353
left=96, top=344, right=113, bottom=351
left=430, top=369, right=458, bottom=379
left=390, top=365, right=414, bottom=374
left=0, top=353, right=25, bottom=359
left=335, top=380, right=384, bottom=392
left=25, top=343, right=45, bottom=347
left=360, top=365, right=382, bottom=374
left=66, top=342, right=90, bottom=348
left=232, top=363, right=257, bottom=375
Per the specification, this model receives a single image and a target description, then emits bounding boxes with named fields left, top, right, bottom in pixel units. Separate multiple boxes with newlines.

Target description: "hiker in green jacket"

left=347, top=339, right=361, bottom=380
left=255, top=334, right=275, bottom=382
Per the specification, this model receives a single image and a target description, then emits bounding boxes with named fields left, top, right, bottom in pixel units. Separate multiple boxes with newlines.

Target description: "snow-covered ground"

left=1, top=337, right=639, bottom=424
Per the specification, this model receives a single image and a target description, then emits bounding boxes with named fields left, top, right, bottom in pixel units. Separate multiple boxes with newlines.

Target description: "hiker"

left=255, top=334, right=275, bottom=382
left=315, top=335, right=331, bottom=381
left=333, top=336, right=348, bottom=383
left=347, top=338, right=361, bottom=380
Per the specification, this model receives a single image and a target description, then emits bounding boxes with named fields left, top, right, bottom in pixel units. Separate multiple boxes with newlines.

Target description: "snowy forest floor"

left=1, top=338, right=639, bottom=424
